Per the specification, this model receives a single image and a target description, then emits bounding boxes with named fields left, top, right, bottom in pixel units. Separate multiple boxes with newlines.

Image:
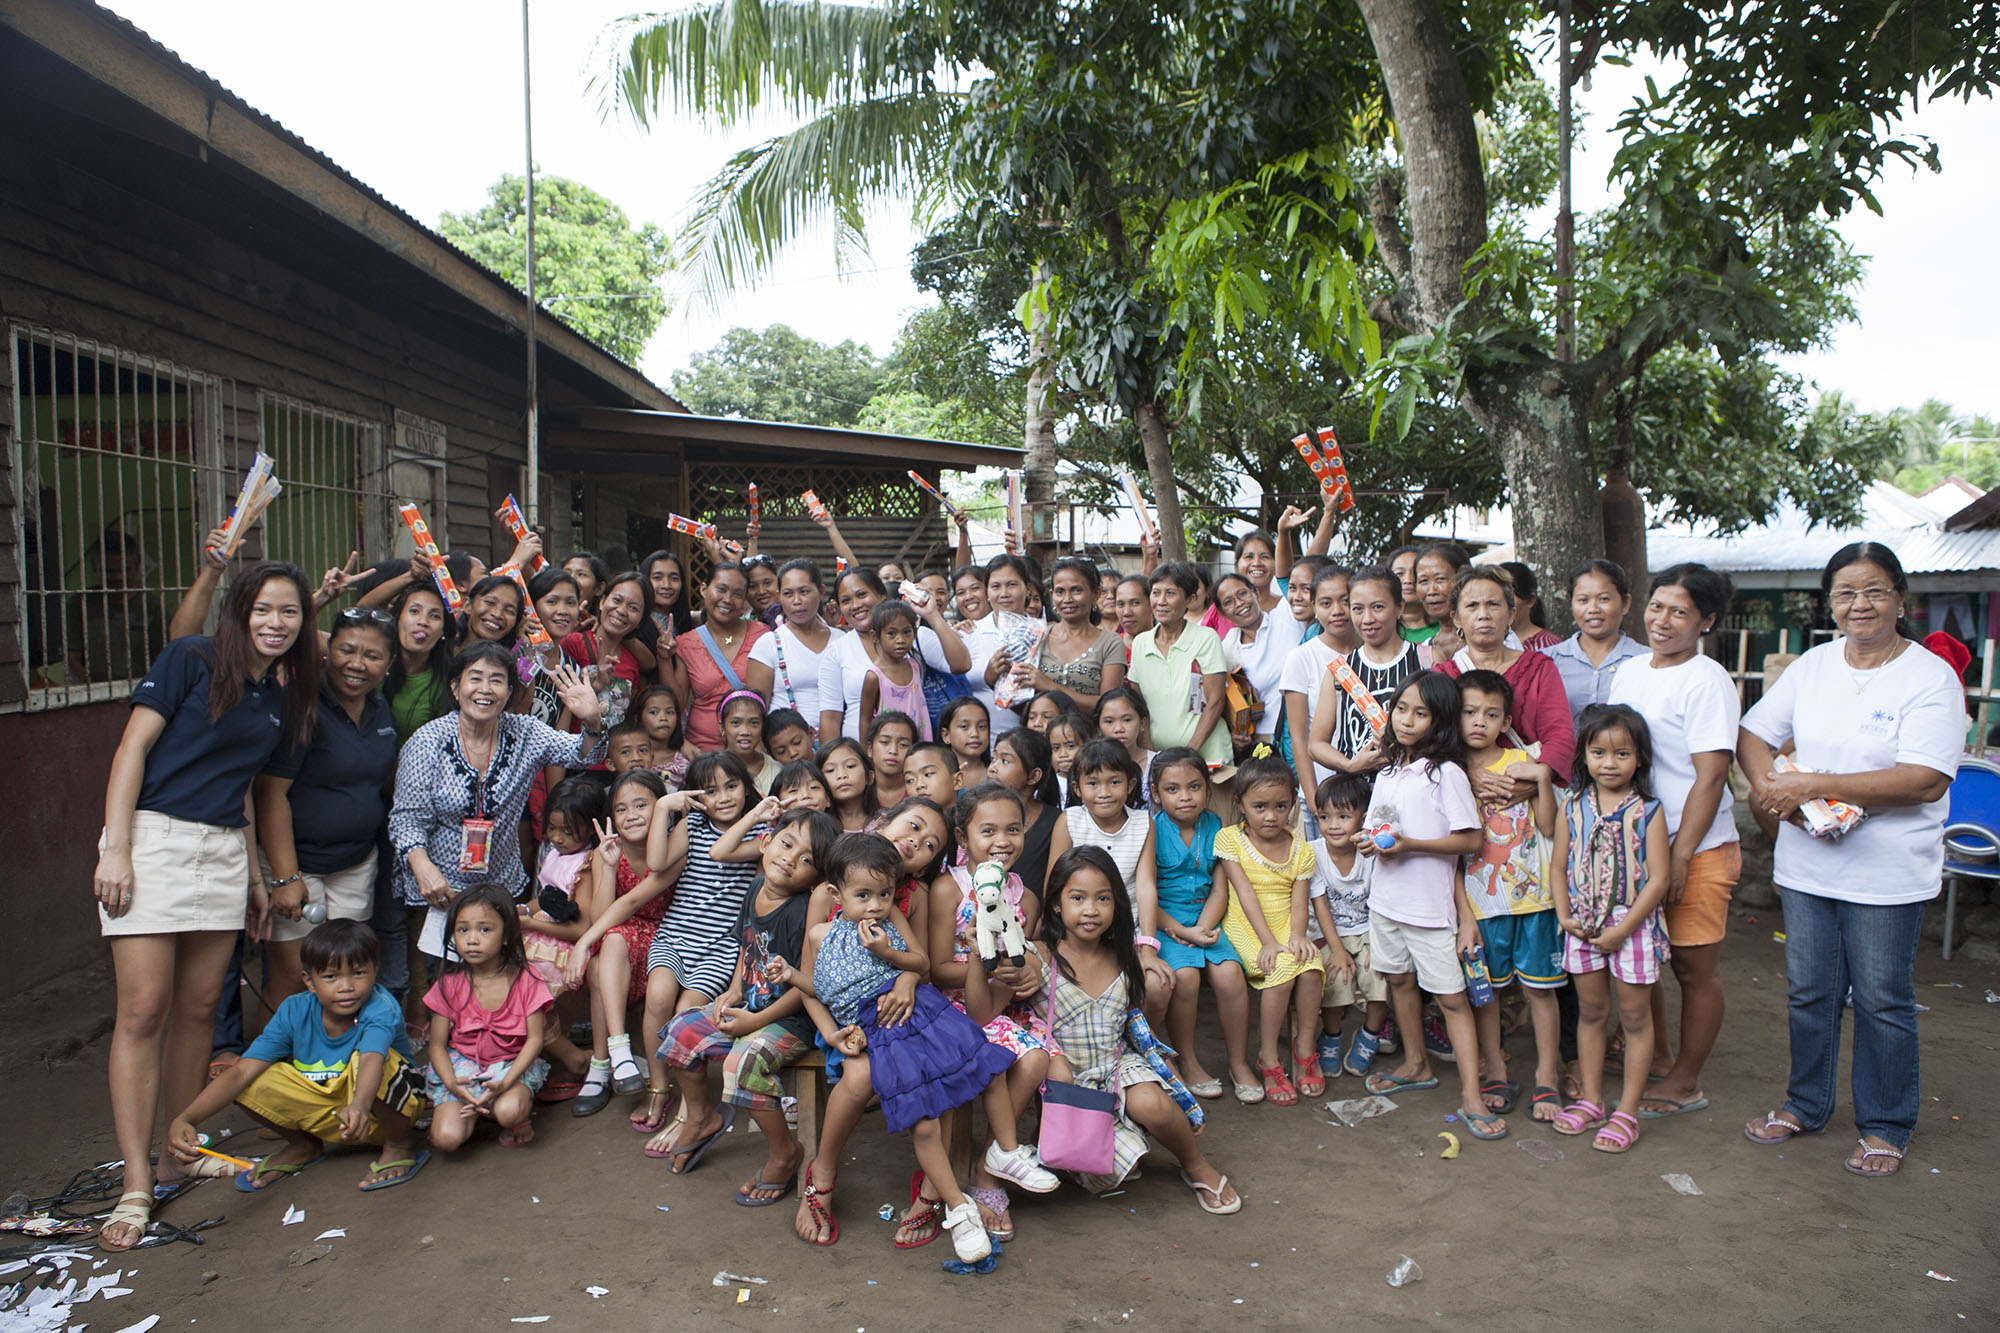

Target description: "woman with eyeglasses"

left=252, top=606, right=401, bottom=1007
left=1739, top=542, right=1964, bottom=1177
left=1607, top=562, right=1742, bottom=1125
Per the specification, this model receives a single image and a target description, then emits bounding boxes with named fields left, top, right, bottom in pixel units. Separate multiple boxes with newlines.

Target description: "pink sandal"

left=1592, top=1110, right=1640, bottom=1154
left=1551, top=1098, right=1606, bottom=1136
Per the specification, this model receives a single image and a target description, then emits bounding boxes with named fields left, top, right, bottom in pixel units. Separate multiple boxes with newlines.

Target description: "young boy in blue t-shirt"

left=169, top=920, right=429, bottom=1192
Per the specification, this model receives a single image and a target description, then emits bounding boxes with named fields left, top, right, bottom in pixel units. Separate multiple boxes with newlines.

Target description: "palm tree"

left=593, top=1, right=968, bottom=311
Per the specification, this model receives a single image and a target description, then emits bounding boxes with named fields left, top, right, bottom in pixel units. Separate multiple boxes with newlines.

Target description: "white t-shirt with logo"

left=1742, top=639, right=1965, bottom=904
left=1607, top=653, right=1742, bottom=854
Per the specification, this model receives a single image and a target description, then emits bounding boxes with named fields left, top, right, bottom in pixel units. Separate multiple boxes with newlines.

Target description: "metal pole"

left=522, top=0, right=540, bottom=527
left=1555, top=0, right=1574, bottom=363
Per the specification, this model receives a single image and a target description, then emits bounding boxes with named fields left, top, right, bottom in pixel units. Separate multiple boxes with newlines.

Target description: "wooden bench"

left=783, top=1047, right=980, bottom=1188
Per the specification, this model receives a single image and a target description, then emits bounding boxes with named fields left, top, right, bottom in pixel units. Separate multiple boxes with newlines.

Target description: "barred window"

left=7, top=324, right=393, bottom=711
left=11, top=325, right=229, bottom=709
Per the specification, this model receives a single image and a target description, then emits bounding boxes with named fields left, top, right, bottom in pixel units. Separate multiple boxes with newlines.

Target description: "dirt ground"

left=2, top=901, right=1995, bottom=1333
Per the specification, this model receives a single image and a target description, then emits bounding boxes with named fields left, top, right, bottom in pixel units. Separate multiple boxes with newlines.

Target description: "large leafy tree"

left=1145, top=0, right=2000, bottom=611
left=439, top=174, right=672, bottom=365
left=670, top=324, right=884, bottom=427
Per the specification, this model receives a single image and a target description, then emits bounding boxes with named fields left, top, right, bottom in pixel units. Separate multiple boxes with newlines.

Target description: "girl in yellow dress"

left=1217, top=755, right=1325, bottom=1106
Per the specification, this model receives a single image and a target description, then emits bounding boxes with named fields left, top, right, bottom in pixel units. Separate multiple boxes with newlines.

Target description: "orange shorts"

left=1662, top=843, right=1742, bottom=947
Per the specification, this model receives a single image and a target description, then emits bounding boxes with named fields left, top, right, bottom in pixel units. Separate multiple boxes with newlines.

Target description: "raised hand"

left=551, top=663, right=603, bottom=726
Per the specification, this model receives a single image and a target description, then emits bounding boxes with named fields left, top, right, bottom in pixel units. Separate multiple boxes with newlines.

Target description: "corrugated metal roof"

left=1645, top=483, right=2000, bottom=575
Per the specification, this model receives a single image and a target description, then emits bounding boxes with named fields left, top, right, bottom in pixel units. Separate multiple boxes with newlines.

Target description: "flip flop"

left=1179, top=1169, right=1242, bottom=1215
left=665, top=1107, right=736, bottom=1174
left=359, top=1150, right=431, bottom=1192
left=967, top=1186, right=1014, bottom=1241
left=1480, top=1079, right=1519, bottom=1115
left=1529, top=1085, right=1563, bottom=1123
left=1744, top=1109, right=1822, bottom=1145
left=1363, top=1070, right=1439, bottom=1095
left=498, top=1122, right=535, bottom=1147
left=736, top=1169, right=799, bottom=1207
left=1461, top=1108, right=1508, bottom=1141
left=233, top=1152, right=326, bottom=1192
left=1638, top=1094, right=1709, bottom=1120
left=1844, top=1139, right=1905, bottom=1177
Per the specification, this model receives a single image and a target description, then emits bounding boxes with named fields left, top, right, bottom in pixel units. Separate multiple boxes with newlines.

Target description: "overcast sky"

left=102, top=0, right=2000, bottom=423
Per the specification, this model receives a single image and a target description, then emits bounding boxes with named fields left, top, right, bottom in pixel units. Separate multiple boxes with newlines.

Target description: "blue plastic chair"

left=1940, top=757, right=2000, bottom=960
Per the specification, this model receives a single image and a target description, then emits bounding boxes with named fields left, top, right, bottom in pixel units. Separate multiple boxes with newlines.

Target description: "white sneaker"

left=984, top=1142, right=1060, bottom=1193
left=942, top=1200, right=992, bottom=1262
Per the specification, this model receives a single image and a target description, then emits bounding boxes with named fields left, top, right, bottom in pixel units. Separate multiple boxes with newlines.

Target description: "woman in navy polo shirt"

left=93, top=562, right=320, bottom=1251
left=253, top=607, right=400, bottom=1006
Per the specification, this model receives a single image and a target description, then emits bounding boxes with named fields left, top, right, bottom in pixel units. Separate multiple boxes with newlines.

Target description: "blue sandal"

left=1461, top=1108, right=1508, bottom=1141
left=1363, top=1070, right=1439, bottom=1094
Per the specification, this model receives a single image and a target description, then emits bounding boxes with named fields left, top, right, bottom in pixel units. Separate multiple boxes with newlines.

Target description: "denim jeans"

left=1779, top=887, right=1926, bottom=1150
left=370, top=836, right=410, bottom=1001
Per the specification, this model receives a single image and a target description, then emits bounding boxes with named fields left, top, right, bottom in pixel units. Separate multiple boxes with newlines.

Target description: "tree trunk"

left=1463, top=362, right=1602, bottom=633
left=1598, top=461, right=1650, bottom=638
left=1134, top=398, right=1187, bottom=562
left=1022, top=281, right=1061, bottom=569
left=1351, top=0, right=1487, bottom=323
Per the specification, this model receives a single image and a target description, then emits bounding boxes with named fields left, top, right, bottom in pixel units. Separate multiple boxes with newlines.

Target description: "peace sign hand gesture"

left=594, top=818, right=621, bottom=865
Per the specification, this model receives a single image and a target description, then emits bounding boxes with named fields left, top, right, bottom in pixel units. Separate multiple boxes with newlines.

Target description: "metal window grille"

left=8, top=324, right=229, bottom=710
left=258, top=393, right=385, bottom=588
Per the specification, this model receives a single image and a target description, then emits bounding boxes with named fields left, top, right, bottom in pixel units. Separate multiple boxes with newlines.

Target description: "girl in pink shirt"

left=425, top=884, right=554, bottom=1151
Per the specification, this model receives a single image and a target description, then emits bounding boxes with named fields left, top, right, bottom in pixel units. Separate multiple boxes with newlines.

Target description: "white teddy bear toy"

left=971, top=859, right=1026, bottom=972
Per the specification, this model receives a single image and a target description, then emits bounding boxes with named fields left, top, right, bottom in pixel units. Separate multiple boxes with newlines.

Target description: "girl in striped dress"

left=1035, top=846, right=1240, bottom=1213
left=1550, top=704, right=1671, bottom=1154
left=1045, top=740, right=1171, bottom=1021
left=638, top=753, right=765, bottom=1133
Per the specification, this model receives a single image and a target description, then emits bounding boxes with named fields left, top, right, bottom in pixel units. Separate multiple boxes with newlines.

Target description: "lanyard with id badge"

left=459, top=761, right=495, bottom=874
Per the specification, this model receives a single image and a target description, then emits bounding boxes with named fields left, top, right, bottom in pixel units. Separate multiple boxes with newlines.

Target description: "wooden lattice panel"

left=689, top=462, right=932, bottom=523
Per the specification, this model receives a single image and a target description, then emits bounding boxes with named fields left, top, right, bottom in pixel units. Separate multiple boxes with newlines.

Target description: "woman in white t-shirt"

left=1215, top=572, right=1304, bottom=748
left=816, top=568, right=970, bottom=742
left=749, top=557, right=844, bottom=723
left=1282, top=565, right=1356, bottom=803
left=1607, top=563, right=1741, bottom=1122
left=1738, top=542, right=1962, bottom=1176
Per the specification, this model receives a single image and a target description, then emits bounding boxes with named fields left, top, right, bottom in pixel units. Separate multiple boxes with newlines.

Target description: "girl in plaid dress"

left=1033, top=846, right=1241, bottom=1214
left=1550, top=704, right=1672, bottom=1154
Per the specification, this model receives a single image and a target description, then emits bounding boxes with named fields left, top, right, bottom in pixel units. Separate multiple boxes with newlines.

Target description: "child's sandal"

left=1592, top=1110, right=1640, bottom=1154
left=630, top=1085, right=675, bottom=1133
left=1258, top=1063, right=1298, bottom=1107
left=1551, top=1098, right=1607, bottom=1136
left=1293, top=1047, right=1325, bottom=1098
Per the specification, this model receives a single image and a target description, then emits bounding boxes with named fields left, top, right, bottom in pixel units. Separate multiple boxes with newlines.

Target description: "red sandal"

left=1258, top=1062, right=1298, bottom=1107
left=799, top=1162, right=838, bottom=1246
left=1293, top=1047, right=1325, bottom=1098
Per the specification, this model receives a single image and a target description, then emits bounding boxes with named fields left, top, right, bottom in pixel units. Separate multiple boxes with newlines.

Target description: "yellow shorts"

left=1662, top=843, right=1742, bottom=948
left=236, top=1048, right=428, bottom=1144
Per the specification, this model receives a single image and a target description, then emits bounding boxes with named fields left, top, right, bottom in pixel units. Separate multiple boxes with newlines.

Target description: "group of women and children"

left=89, top=488, right=1967, bottom=1264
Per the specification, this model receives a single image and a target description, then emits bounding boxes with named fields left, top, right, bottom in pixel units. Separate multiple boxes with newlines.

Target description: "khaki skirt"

left=99, top=811, right=250, bottom=936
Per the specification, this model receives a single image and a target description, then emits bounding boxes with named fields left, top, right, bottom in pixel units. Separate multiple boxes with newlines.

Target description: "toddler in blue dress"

left=776, top=831, right=1026, bottom=1263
